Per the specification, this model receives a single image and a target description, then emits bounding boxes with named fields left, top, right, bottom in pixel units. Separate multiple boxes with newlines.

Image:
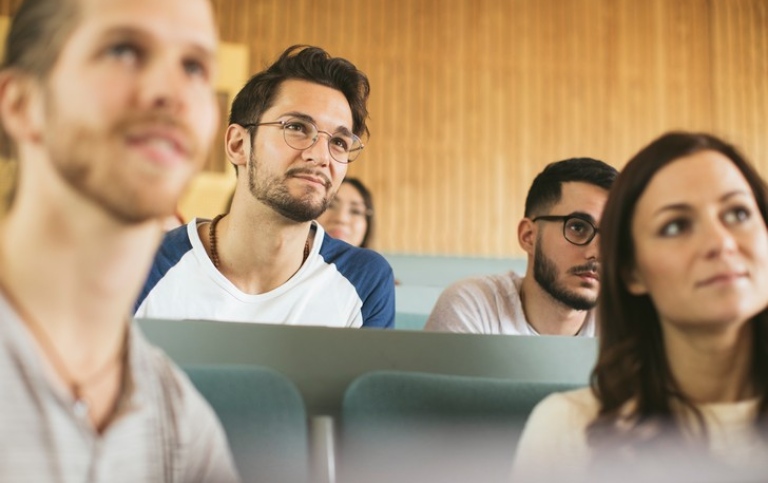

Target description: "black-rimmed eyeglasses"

left=240, top=117, right=364, bottom=164
left=532, top=214, right=599, bottom=246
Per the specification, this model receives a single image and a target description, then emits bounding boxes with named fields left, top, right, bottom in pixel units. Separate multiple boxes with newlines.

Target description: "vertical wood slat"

left=1, top=1, right=766, bottom=256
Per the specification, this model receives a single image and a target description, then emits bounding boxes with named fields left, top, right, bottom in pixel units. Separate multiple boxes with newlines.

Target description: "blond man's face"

left=35, top=0, right=219, bottom=222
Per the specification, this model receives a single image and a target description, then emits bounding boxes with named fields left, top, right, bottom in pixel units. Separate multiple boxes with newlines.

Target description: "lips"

left=288, top=169, right=332, bottom=189
left=575, top=271, right=600, bottom=282
left=696, top=271, right=748, bottom=287
left=294, top=174, right=327, bottom=187
left=126, top=126, right=192, bottom=167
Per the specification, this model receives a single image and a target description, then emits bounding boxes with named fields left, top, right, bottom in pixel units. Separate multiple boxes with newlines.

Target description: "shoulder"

left=319, top=234, right=391, bottom=274
left=529, top=387, right=599, bottom=424
left=135, top=223, right=197, bottom=313
left=513, top=387, right=597, bottom=475
left=318, top=234, right=394, bottom=294
left=130, top=328, right=240, bottom=482
left=157, top=223, right=196, bottom=261
left=439, top=271, right=519, bottom=302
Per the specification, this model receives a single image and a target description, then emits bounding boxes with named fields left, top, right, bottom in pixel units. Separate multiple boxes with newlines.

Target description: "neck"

left=1, top=150, right=172, bottom=432
left=519, top=274, right=590, bottom=335
left=663, top=320, right=755, bottom=404
left=0, top=180, right=162, bottom=363
left=204, top=198, right=314, bottom=294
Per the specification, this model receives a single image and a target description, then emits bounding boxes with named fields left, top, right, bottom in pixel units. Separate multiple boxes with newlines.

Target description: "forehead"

left=637, top=150, right=753, bottom=214
left=267, top=79, right=353, bottom=132
left=68, top=0, right=216, bottom=53
left=548, top=181, right=609, bottom=218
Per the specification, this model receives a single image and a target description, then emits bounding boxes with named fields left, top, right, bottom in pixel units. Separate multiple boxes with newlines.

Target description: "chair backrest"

left=394, top=312, right=429, bottom=331
left=340, top=370, right=584, bottom=483
left=183, top=364, right=309, bottom=483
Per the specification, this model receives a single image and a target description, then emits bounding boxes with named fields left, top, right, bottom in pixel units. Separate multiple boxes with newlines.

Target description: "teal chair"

left=183, top=364, right=309, bottom=483
left=394, top=312, right=429, bottom=331
left=340, top=370, right=584, bottom=483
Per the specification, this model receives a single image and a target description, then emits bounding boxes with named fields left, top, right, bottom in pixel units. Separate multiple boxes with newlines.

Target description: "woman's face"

left=317, top=182, right=369, bottom=247
left=627, top=150, right=768, bottom=334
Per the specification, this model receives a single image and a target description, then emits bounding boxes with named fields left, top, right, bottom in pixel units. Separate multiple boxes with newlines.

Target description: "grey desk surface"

left=138, top=319, right=597, bottom=416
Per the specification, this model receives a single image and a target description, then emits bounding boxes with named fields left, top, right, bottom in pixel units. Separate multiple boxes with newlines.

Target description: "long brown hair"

left=588, top=131, right=768, bottom=447
left=342, top=177, right=375, bottom=248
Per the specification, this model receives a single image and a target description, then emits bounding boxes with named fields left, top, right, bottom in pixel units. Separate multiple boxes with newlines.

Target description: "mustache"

left=116, top=112, right=199, bottom=151
left=285, top=167, right=332, bottom=189
left=569, top=260, right=600, bottom=275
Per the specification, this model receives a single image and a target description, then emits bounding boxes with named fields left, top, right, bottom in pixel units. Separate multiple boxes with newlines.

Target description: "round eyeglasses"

left=241, top=117, right=364, bottom=164
left=532, top=214, right=599, bottom=246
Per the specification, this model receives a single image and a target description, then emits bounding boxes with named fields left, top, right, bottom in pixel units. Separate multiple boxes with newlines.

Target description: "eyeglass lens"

left=563, top=217, right=596, bottom=245
left=282, top=119, right=362, bottom=163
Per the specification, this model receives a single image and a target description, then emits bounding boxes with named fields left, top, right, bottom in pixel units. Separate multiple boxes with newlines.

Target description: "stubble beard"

left=44, top=101, right=200, bottom=224
left=532, top=236, right=597, bottom=311
left=247, top=153, right=332, bottom=222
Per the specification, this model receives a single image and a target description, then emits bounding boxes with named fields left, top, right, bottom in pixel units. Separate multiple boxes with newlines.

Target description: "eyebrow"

left=652, top=189, right=751, bottom=216
left=96, top=26, right=217, bottom=61
left=280, top=111, right=354, bottom=137
left=567, top=211, right=597, bottom=224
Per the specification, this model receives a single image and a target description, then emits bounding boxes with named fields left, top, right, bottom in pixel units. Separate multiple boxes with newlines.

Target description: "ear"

left=225, top=124, right=249, bottom=171
left=0, top=70, right=45, bottom=146
left=623, top=266, right=648, bottom=295
left=518, top=217, right=537, bottom=255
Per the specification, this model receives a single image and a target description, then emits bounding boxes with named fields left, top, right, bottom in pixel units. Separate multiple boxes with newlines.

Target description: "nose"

left=301, top=133, right=332, bottom=167
left=702, top=219, right=738, bottom=258
left=583, top=233, right=601, bottom=261
left=138, top=55, right=186, bottom=112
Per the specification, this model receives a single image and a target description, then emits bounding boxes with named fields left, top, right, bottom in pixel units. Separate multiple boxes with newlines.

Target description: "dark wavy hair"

left=342, top=177, right=375, bottom=248
left=588, top=131, right=768, bottom=449
left=228, top=45, right=370, bottom=173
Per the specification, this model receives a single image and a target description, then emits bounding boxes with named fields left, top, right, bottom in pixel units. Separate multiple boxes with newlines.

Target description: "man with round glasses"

left=425, top=158, right=618, bottom=335
left=135, top=45, right=395, bottom=329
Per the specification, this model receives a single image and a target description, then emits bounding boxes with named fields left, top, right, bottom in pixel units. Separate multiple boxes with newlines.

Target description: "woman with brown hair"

left=317, top=177, right=375, bottom=248
left=513, top=132, right=768, bottom=481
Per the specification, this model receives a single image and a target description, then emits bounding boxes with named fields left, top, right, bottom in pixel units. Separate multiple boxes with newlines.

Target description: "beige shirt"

left=513, top=388, right=767, bottom=482
left=425, top=271, right=596, bottom=335
left=0, top=295, right=240, bottom=483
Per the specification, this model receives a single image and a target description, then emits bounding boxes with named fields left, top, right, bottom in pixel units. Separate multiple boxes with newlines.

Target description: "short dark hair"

left=589, top=131, right=768, bottom=449
left=342, top=177, right=375, bottom=248
left=229, top=45, right=370, bottom=138
left=523, top=157, right=618, bottom=217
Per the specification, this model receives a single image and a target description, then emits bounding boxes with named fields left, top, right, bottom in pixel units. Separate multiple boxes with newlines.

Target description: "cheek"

left=745, top=228, right=768, bottom=283
left=634, top=247, right=684, bottom=301
left=191, top=91, right=220, bottom=146
left=353, top=218, right=367, bottom=235
left=330, top=163, right=348, bottom=184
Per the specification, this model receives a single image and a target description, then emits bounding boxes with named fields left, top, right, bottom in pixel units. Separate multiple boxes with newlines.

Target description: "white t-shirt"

left=135, top=220, right=395, bottom=328
left=424, top=271, right=596, bottom=335
left=513, top=387, right=767, bottom=482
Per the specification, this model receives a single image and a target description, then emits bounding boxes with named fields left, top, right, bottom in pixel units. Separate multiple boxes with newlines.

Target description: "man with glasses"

left=135, top=45, right=395, bottom=329
left=425, top=158, right=617, bottom=335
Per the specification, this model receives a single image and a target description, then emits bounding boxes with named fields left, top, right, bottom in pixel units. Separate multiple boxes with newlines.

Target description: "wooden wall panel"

left=711, top=0, right=768, bottom=174
left=2, top=1, right=767, bottom=256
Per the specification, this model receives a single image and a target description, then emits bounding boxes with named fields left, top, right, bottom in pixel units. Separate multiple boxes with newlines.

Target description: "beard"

left=532, top=236, right=597, bottom=311
left=44, top=105, right=203, bottom=225
left=247, top=153, right=333, bottom=222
